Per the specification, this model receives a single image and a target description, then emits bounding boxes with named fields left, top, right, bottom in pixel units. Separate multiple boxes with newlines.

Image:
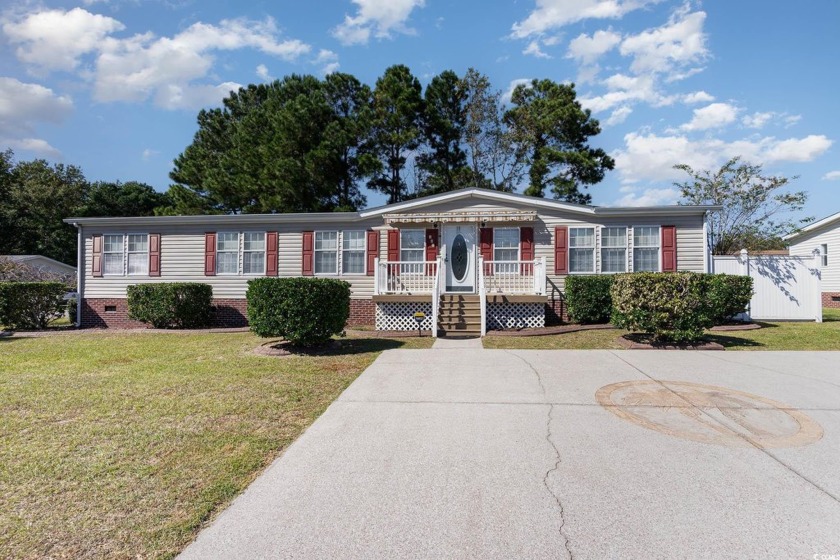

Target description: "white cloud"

left=614, top=131, right=833, bottom=184
left=615, top=186, right=680, bottom=206
left=523, top=40, right=551, bottom=58
left=566, top=29, right=621, bottom=64
left=3, top=7, right=124, bottom=72
left=679, top=102, right=738, bottom=131
left=784, top=114, right=802, bottom=127
left=580, top=73, right=674, bottom=112
left=0, top=77, right=74, bottom=130
left=502, top=78, right=532, bottom=104
left=741, top=111, right=774, bottom=129
left=141, top=148, right=159, bottom=161
left=3, top=137, right=62, bottom=159
left=605, top=106, right=632, bottom=126
left=681, top=90, right=714, bottom=104
left=332, top=0, right=425, bottom=45
left=314, top=49, right=340, bottom=75
left=256, top=64, right=271, bottom=81
left=619, top=7, right=708, bottom=80
left=511, top=0, right=662, bottom=38
left=823, top=171, right=840, bottom=181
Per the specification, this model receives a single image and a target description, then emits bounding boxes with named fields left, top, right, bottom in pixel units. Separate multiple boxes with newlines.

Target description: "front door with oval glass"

left=443, top=225, right=476, bottom=292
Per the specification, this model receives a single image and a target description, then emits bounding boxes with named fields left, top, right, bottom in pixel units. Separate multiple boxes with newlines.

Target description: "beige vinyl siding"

left=83, top=222, right=381, bottom=300
left=789, top=226, right=840, bottom=292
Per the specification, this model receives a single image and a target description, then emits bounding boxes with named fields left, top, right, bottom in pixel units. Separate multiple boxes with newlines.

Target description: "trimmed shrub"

left=565, top=275, right=614, bottom=324
left=127, top=283, right=213, bottom=329
left=247, top=277, right=350, bottom=347
left=702, top=274, right=753, bottom=324
left=610, top=272, right=755, bottom=343
left=67, top=297, right=78, bottom=324
left=0, top=282, right=67, bottom=330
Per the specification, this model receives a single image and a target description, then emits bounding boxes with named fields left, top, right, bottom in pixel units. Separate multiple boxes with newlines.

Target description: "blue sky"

left=2, top=0, right=838, bottom=219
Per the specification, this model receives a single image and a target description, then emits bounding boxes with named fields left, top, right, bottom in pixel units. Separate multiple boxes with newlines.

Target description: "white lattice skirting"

left=376, top=302, right=434, bottom=331
left=487, top=302, right=545, bottom=330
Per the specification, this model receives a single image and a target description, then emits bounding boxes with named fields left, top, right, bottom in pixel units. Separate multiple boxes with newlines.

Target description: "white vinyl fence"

left=712, top=249, right=823, bottom=322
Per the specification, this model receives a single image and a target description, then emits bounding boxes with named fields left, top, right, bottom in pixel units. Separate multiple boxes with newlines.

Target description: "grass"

left=484, top=308, right=840, bottom=351
left=0, top=332, right=433, bottom=559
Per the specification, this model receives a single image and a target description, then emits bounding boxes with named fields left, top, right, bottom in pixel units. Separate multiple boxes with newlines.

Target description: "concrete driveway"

left=180, top=348, right=840, bottom=559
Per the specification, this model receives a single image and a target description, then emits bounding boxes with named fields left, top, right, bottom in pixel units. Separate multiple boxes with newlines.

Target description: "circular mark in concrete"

left=596, top=381, right=823, bottom=448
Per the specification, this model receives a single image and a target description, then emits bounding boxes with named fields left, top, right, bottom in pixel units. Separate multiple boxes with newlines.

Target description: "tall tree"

left=0, top=150, right=14, bottom=246
left=675, top=157, right=810, bottom=254
left=462, top=68, right=521, bottom=191
left=505, top=79, right=614, bottom=204
left=80, top=181, right=168, bottom=217
left=366, top=65, right=424, bottom=204
left=415, top=70, right=469, bottom=195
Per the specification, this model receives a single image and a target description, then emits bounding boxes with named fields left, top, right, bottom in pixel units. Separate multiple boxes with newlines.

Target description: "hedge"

left=610, top=272, right=754, bottom=343
left=565, top=275, right=614, bottom=324
left=247, top=277, right=350, bottom=347
left=126, top=283, right=213, bottom=329
left=67, top=297, right=78, bottom=324
left=0, top=282, right=67, bottom=330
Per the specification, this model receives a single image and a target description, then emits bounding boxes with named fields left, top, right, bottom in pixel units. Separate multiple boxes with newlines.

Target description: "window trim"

left=341, top=230, right=367, bottom=276
left=399, top=228, right=426, bottom=275
left=821, top=243, right=829, bottom=267
left=242, top=231, right=267, bottom=276
left=314, top=230, right=339, bottom=276
left=126, top=233, right=150, bottom=276
left=632, top=225, right=662, bottom=272
left=215, top=231, right=241, bottom=276
left=493, top=226, right=520, bottom=274
left=568, top=226, right=596, bottom=274
left=102, top=233, right=126, bottom=277
left=599, top=226, right=628, bottom=275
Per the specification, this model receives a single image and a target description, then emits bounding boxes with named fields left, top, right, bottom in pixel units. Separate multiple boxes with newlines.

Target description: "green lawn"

left=484, top=308, right=840, bottom=351
left=0, top=332, right=432, bottom=559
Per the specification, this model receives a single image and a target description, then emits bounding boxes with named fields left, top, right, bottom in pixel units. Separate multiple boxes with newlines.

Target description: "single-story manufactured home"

left=64, top=188, right=716, bottom=335
left=785, top=210, right=840, bottom=308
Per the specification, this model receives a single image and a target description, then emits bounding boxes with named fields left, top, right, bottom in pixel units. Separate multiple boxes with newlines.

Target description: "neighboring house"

left=1, top=255, right=77, bottom=277
left=63, top=188, right=716, bottom=334
left=785, top=211, right=840, bottom=308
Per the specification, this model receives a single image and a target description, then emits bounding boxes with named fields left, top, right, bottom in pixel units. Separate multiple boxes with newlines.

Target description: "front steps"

left=438, top=294, right=482, bottom=338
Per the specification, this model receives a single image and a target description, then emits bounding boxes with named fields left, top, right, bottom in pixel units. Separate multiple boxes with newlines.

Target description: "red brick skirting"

left=544, top=296, right=569, bottom=326
left=80, top=298, right=376, bottom=329
left=822, top=292, right=840, bottom=309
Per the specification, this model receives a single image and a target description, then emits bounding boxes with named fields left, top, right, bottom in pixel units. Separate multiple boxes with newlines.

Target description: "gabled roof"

left=784, top=211, right=840, bottom=242
left=63, top=187, right=719, bottom=227
left=0, top=255, right=77, bottom=270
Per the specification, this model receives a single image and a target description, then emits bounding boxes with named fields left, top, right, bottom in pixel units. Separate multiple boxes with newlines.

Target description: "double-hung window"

left=400, top=229, right=425, bottom=274
left=314, top=231, right=338, bottom=274
left=569, top=227, right=596, bottom=273
left=821, top=244, right=829, bottom=267
left=494, top=227, right=520, bottom=274
left=243, top=233, right=265, bottom=275
left=601, top=227, right=627, bottom=273
left=103, top=234, right=124, bottom=275
left=216, top=232, right=239, bottom=275
left=342, top=231, right=366, bottom=274
left=633, top=226, right=660, bottom=271
left=127, top=234, right=149, bottom=275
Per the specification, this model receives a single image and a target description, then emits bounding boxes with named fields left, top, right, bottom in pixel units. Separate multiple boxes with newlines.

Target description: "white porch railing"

left=431, top=256, right=443, bottom=338
left=481, top=257, right=546, bottom=295
left=375, top=260, right=439, bottom=294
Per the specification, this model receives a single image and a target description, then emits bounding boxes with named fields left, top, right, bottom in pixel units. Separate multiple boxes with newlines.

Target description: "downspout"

left=74, top=223, right=83, bottom=328
left=703, top=213, right=710, bottom=273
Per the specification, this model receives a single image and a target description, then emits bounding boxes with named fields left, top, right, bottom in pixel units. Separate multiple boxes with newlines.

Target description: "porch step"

left=437, top=294, right=482, bottom=338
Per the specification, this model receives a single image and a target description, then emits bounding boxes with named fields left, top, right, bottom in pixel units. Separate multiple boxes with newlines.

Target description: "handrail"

left=478, top=255, right=487, bottom=336
left=431, top=256, right=442, bottom=338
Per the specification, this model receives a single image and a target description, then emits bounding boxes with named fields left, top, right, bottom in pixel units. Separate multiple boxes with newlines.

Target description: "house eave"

left=63, top=212, right=363, bottom=228
left=783, top=211, right=840, bottom=242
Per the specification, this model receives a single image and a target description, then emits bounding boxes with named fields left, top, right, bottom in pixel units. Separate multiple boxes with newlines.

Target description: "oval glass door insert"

left=451, top=234, right=468, bottom=281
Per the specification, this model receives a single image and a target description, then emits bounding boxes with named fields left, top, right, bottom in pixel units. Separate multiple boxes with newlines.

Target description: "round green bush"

left=0, top=282, right=67, bottom=330
left=67, top=297, right=78, bottom=324
left=127, top=283, right=213, bottom=329
left=246, top=277, right=350, bottom=347
left=565, top=275, right=614, bottom=324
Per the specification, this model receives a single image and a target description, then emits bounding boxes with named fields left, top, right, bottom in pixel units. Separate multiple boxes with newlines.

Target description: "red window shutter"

left=366, top=230, right=380, bottom=276
left=554, top=227, right=568, bottom=275
left=204, top=233, right=216, bottom=276
left=91, top=234, right=103, bottom=277
left=661, top=225, right=677, bottom=272
left=479, top=227, right=494, bottom=276
left=149, top=233, right=161, bottom=277
left=266, top=231, right=278, bottom=276
left=301, top=231, right=314, bottom=276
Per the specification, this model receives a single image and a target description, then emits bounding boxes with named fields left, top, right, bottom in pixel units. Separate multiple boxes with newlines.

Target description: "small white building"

left=785, top=211, right=840, bottom=308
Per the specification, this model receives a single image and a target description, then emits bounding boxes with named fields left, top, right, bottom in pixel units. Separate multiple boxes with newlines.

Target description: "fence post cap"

left=739, top=248, right=749, bottom=256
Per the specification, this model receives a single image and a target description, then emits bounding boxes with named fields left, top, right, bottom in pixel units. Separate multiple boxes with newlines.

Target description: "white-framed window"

left=216, top=232, right=239, bottom=275
left=400, top=229, right=425, bottom=274
left=601, top=227, right=627, bottom=273
left=314, top=231, right=338, bottom=275
left=821, top=244, right=829, bottom=267
left=633, top=226, right=660, bottom=272
left=127, top=234, right=149, bottom=275
left=103, top=234, right=124, bottom=275
left=494, top=227, right=520, bottom=274
left=342, top=230, right=366, bottom=274
left=243, top=232, right=266, bottom=275
left=569, top=227, right=596, bottom=273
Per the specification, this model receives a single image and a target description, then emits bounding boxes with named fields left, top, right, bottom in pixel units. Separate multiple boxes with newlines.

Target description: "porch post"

left=373, top=257, right=380, bottom=295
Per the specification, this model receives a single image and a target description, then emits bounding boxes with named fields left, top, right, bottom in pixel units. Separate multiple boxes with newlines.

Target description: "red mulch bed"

left=616, top=333, right=724, bottom=351
left=487, top=323, right=616, bottom=337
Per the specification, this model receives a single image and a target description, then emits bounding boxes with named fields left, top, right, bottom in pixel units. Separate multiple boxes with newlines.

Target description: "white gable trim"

left=784, top=211, right=840, bottom=242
